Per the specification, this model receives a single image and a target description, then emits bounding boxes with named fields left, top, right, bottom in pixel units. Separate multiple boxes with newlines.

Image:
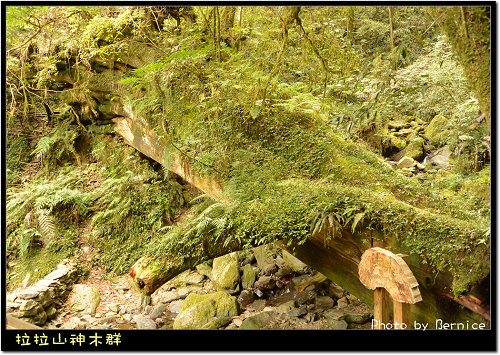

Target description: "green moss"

left=424, top=114, right=450, bottom=146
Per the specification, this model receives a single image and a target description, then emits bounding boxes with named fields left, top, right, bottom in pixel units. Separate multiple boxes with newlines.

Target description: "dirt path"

left=50, top=220, right=140, bottom=328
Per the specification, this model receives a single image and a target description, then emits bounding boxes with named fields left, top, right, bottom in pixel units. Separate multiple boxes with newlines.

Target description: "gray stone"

left=237, top=290, right=255, bottom=309
left=239, top=311, right=276, bottom=329
left=150, top=304, right=166, bottom=320
left=275, top=265, right=294, bottom=278
left=261, top=263, right=278, bottom=276
left=179, top=271, right=205, bottom=286
left=322, top=309, right=346, bottom=321
left=276, top=300, right=296, bottom=314
left=327, top=319, right=348, bottom=329
left=315, top=296, right=334, bottom=310
left=246, top=299, right=267, bottom=312
left=292, top=274, right=312, bottom=287
left=68, top=284, right=101, bottom=315
left=159, top=291, right=180, bottom=303
left=177, top=285, right=204, bottom=298
left=295, top=290, right=316, bottom=306
left=344, top=309, right=372, bottom=324
left=328, top=283, right=345, bottom=299
left=36, top=278, right=59, bottom=288
left=337, top=297, right=348, bottom=310
left=254, top=276, right=276, bottom=290
left=282, top=250, right=308, bottom=273
left=241, top=264, right=256, bottom=289
left=136, top=315, right=157, bottom=329
left=17, top=289, right=39, bottom=300
left=168, top=300, right=185, bottom=313
left=427, top=146, right=452, bottom=169
left=287, top=305, right=307, bottom=318
left=212, top=252, right=240, bottom=291
left=45, top=267, right=71, bottom=280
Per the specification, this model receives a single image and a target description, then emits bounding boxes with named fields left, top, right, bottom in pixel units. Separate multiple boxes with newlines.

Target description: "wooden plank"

left=394, top=302, right=411, bottom=329
left=373, top=288, right=391, bottom=329
left=283, top=238, right=488, bottom=327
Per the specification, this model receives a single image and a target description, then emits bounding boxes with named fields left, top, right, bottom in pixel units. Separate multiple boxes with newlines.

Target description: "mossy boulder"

left=239, top=310, right=277, bottom=329
left=241, top=264, right=256, bottom=289
left=253, top=245, right=275, bottom=268
left=282, top=250, right=308, bottom=273
left=403, top=137, right=425, bottom=161
left=195, top=263, right=212, bottom=279
left=174, top=291, right=239, bottom=329
left=396, top=156, right=417, bottom=169
left=211, top=252, right=240, bottom=292
left=424, top=115, right=451, bottom=146
left=173, top=298, right=217, bottom=329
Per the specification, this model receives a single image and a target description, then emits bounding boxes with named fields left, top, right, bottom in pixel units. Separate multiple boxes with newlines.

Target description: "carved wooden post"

left=359, top=247, right=422, bottom=329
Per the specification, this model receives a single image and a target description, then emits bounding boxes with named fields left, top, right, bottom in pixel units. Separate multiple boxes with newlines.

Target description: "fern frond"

left=36, top=209, right=56, bottom=242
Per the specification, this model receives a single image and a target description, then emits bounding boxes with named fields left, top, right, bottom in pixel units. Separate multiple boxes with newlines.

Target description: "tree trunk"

left=346, top=7, right=354, bottom=44
left=214, top=7, right=221, bottom=62
left=389, top=7, right=395, bottom=50
left=237, top=7, right=243, bottom=26
left=221, top=6, right=236, bottom=34
left=429, top=6, right=491, bottom=130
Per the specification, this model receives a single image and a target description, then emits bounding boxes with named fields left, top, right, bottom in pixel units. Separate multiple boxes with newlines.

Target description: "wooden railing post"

left=359, top=247, right=422, bottom=330
left=373, top=287, right=391, bottom=329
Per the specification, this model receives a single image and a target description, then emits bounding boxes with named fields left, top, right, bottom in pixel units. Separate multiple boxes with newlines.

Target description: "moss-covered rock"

left=424, top=115, right=451, bottom=146
left=201, top=316, right=232, bottom=329
left=253, top=245, right=275, bottom=268
left=241, top=264, right=256, bottom=289
left=209, top=291, right=240, bottom=317
left=174, top=291, right=239, bottom=329
left=211, top=252, right=240, bottom=292
left=173, top=298, right=217, bottom=329
left=404, top=137, right=425, bottom=161
left=396, top=156, right=417, bottom=169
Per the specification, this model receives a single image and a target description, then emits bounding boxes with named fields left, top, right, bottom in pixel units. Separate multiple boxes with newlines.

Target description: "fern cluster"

left=6, top=172, right=97, bottom=256
left=31, top=119, right=81, bottom=168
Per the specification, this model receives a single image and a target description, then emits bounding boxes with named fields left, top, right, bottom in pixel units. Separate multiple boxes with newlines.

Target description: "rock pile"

left=148, top=245, right=373, bottom=330
left=383, top=114, right=454, bottom=175
left=38, top=246, right=373, bottom=330
left=6, top=260, right=79, bottom=326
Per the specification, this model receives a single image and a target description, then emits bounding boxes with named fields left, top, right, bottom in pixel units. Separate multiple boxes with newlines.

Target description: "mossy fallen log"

left=37, top=32, right=489, bottom=324
left=114, top=110, right=489, bottom=324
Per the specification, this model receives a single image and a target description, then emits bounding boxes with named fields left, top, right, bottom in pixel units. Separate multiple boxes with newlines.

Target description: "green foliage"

left=6, top=172, right=96, bottom=251
left=87, top=135, right=186, bottom=276
left=5, top=6, right=490, bottom=297
left=6, top=134, right=30, bottom=185
left=31, top=120, right=81, bottom=167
